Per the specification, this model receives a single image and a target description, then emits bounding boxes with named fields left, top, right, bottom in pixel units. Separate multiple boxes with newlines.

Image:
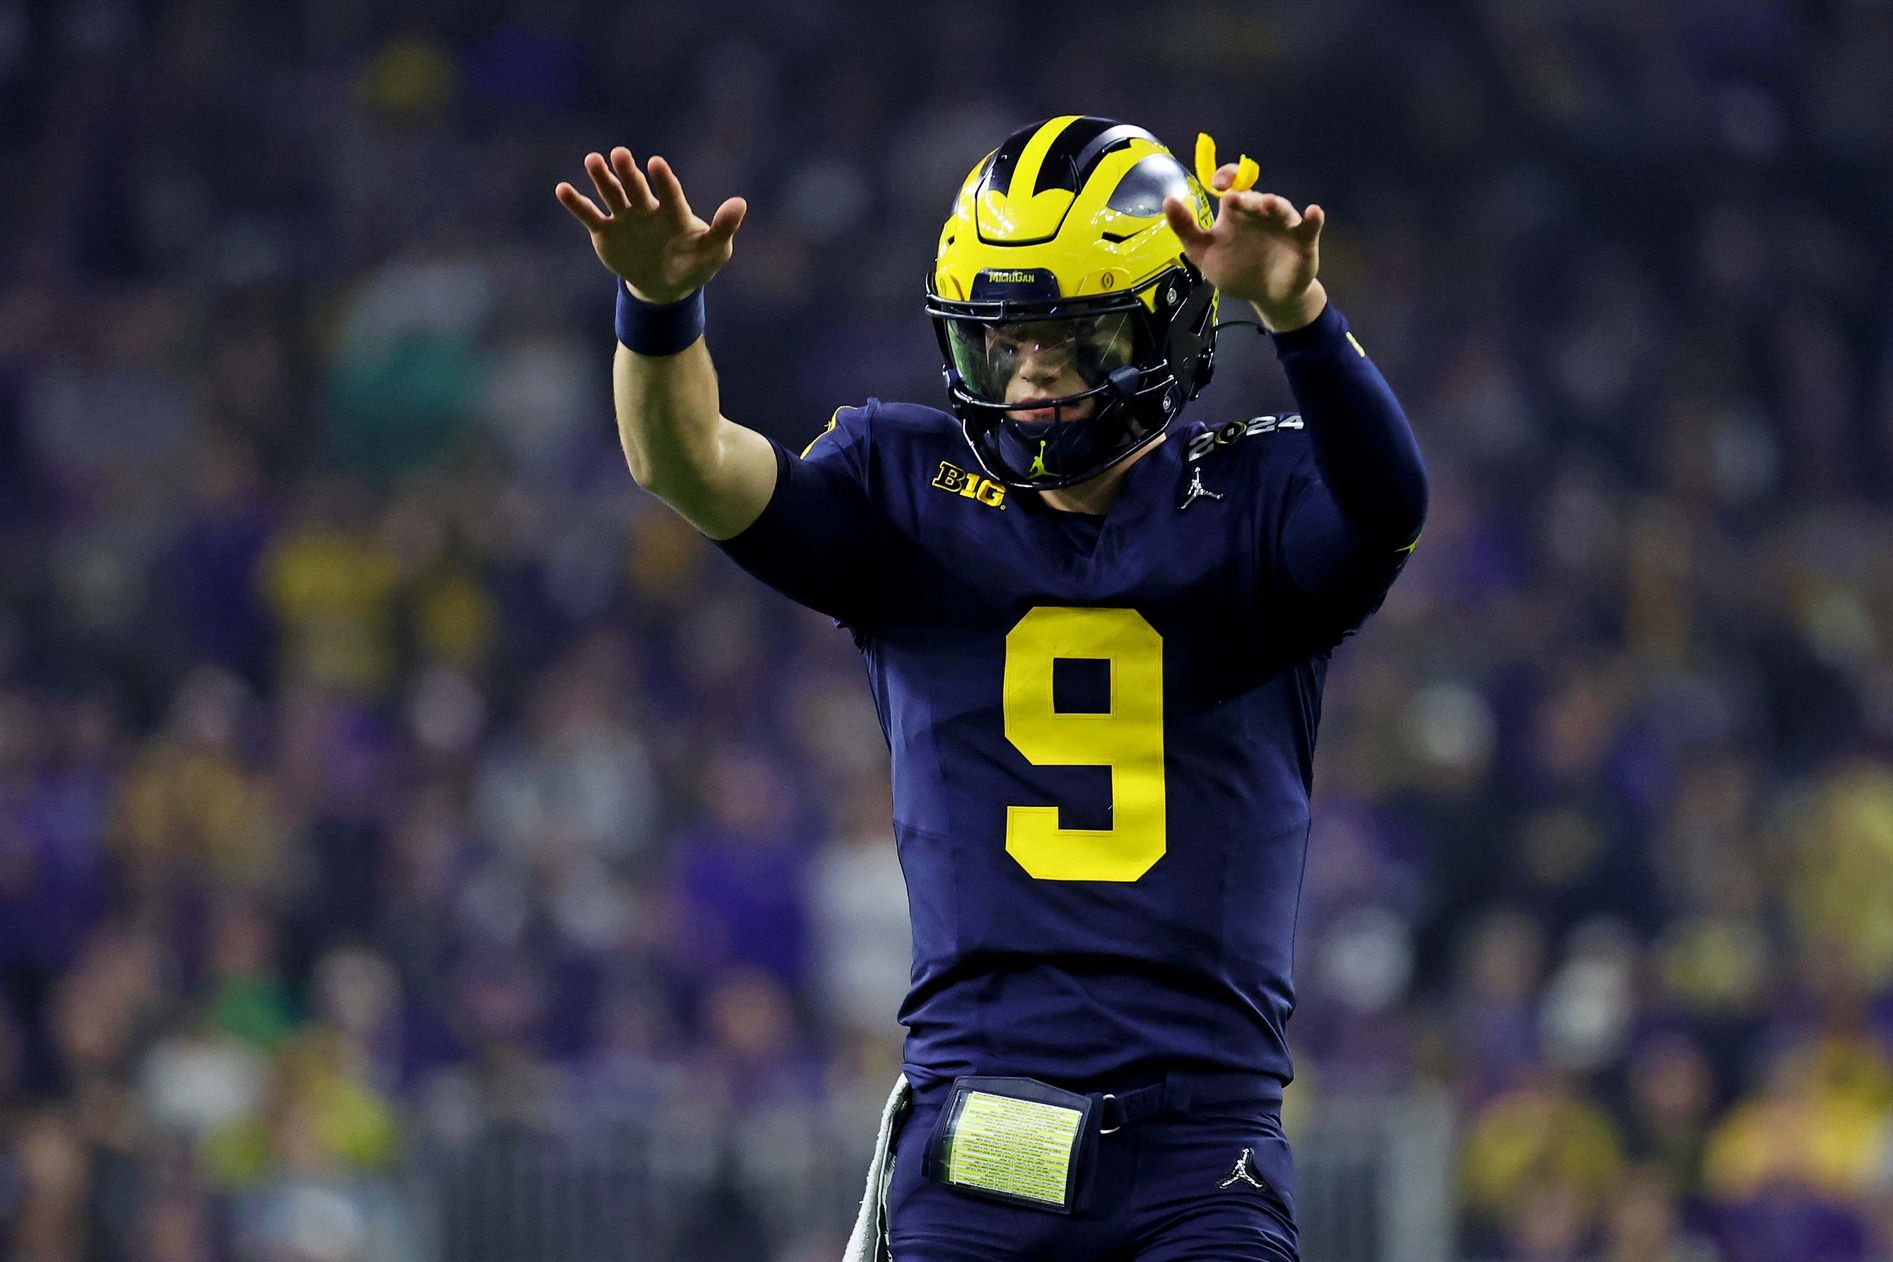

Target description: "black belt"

left=914, top=1070, right=1284, bottom=1215
left=907, top=1069, right=1282, bottom=1123
left=1093, top=1071, right=1283, bottom=1134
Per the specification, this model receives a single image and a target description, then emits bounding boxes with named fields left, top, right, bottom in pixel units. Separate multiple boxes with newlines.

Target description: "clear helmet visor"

left=943, top=311, right=1136, bottom=406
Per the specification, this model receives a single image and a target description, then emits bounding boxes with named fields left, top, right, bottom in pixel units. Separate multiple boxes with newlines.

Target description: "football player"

left=556, top=115, right=1427, bottom=1262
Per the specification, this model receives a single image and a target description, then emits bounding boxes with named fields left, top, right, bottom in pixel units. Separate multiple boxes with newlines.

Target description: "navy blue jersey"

left=716, top=301, right=1424, bottom=1093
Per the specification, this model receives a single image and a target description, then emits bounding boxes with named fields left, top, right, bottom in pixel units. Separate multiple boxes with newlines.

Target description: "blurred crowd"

left=2, top=0, right=1892, bottom=1258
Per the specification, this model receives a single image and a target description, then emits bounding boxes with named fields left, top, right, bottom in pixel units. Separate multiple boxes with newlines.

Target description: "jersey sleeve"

left=711, top=404, right=888, bottom=629
left=1266, top=301, right=1428, bottom=649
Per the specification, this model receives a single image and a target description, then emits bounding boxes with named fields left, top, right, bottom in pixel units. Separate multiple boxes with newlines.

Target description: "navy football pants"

left=884, top=1095, right=1298, bottom=1261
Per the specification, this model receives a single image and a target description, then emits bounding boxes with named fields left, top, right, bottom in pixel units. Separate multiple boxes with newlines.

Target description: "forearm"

left=612, top=298, right=775, bottom=540
left=612, top=333, right=723, bottom=488
left=1268, top=295, right=1427, bottom=546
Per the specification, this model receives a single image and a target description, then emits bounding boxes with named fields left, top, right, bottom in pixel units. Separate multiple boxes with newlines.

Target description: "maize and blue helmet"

left=926, top=115, right=1220, bottom=490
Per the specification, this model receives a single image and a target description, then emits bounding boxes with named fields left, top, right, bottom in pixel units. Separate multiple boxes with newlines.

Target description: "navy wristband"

left=614, top=282, right=706, bottom=356
left=1265, top=296, right=1346, bottom=357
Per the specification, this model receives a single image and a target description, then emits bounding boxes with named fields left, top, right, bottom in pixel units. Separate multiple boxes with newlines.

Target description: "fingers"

left=555, top=183, right=609, bottom=232
left=1212, top=162, right=1240, bottom=192
left=704, top=196, right=748, bottom=248
left=609, top=147, right=659, bottom=212
left=645, top=155, right=695, bottom=224
left=1249, top=193, right=1303, bottom=229
left=559, top=147, right=669, bottom=232
left=560, top=146, right=748, bottom=254
left=1163, top=197, right=1212, bottom=250
left=584, top=151, right=633, bottom=214
left=1220, top=191, right=1312, bottom=233
left=1296, top=203, right=1326, bottom=240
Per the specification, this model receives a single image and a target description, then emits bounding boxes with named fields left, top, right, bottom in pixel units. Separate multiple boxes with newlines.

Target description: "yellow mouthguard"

left=1194, top=133, right=1259, bottom=198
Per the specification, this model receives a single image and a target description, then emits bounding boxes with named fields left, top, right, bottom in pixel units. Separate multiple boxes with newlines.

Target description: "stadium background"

left=3, top=0, right=1892, bottom=1258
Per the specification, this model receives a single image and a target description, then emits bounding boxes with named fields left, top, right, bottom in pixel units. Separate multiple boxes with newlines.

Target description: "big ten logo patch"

left=932, top=461, right=1006, bottom=509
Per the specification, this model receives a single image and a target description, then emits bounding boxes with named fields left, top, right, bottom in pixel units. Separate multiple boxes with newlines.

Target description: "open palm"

left=555, top=148, right=746, bottom=304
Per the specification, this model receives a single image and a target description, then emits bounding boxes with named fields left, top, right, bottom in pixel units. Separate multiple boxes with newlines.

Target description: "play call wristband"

left=615, top=281, right=705, bottom=356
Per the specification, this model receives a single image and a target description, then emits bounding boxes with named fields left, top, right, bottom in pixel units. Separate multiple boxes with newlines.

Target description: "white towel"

left=843, top=1075, right=912, bottom=1262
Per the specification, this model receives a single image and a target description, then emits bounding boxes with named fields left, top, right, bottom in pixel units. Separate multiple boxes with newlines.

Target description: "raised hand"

left=556, top=148, right=747, bottom=304
left=1163, top=163, right=1326, bottom=331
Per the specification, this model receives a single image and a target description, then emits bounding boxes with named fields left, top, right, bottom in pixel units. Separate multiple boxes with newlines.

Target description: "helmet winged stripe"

left=1006, top=114, right=1080, bottom=200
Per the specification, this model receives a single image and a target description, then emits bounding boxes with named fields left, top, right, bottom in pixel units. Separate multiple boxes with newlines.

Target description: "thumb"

left=1294, top=203, right=1325, bottom=241
left=1163, top=197, right=1212, bottom=251
left=704, top=196, right=748, bottom=248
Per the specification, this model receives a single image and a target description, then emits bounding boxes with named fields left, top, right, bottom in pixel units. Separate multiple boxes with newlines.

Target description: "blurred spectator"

left=671, top=748, right=812, bottom=996
left=1600, top=1165, right=1718, bottom=1262
left=807, top=776, right=907, bottom=1044
left=1461, top=1067, right=1625, bottom=1251
left=0, top=0, right=1890, bottom=1255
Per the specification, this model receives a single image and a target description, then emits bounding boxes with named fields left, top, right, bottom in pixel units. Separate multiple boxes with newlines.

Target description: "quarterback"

left=557, top=116, right=1426, bottom=1261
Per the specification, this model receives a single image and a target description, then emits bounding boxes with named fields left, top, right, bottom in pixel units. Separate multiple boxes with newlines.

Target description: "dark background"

left=2, top=1, right=1891, bottom=1258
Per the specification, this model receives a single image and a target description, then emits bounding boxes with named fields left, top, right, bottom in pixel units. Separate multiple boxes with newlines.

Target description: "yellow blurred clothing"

left=625, top=509, right=710, bottom=612
left=112, top=743, right=285, bottom=888
left=1702, top=1047, right=1890, bottom=1201
left=203, top=1032, right=402, bottom=1186
left=1657, top=914, right=1773, bottom=1017
left=359, top=39, right=456, bottom=118
left=260, top=527, right=403, bottom=698
left=411, top=567, right=496, bottom=671
left=1462, top=1080, right=1625, bottom=1223
left=1806, top=1034, right=1893, bottom=1112
left=1786, top=761, right=1893, bottom=988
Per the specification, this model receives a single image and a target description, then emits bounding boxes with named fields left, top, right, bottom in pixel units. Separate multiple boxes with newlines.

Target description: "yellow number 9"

left=1002, top=607, right=1166, bottom=881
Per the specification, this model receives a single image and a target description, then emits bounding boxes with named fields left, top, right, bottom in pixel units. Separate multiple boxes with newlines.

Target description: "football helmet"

left=926, top=116, right=1220, bottom=490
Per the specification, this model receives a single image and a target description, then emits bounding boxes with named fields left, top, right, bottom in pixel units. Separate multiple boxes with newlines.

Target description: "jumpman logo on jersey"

left=1217, top=1148, right=1265, bottom=1190
left=1029, top=439, right=1051, bottom=480
left=1180, top=466, right=1223, bottom=511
